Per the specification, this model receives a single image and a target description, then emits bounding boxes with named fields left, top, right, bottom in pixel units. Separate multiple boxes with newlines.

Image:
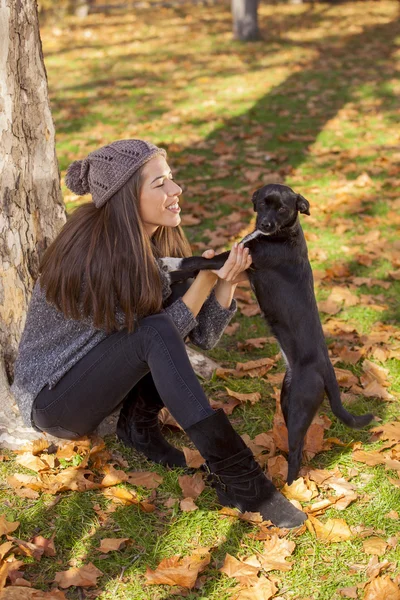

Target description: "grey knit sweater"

left=11, top=261, right=236, bottom=427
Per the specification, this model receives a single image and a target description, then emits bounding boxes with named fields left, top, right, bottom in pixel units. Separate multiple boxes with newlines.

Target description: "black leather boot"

left=185, top=409, right=307, bottom=529
left=116, top=373, right=187, bottom=468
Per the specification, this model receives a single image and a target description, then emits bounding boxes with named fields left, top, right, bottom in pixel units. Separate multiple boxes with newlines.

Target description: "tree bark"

left=231, top=0, right=261, bottom=42
left=0, top=0, right=66, bottom=445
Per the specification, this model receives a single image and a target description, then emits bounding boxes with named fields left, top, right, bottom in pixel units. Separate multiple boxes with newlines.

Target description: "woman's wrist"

left=214, top=279, right=237, bottom=309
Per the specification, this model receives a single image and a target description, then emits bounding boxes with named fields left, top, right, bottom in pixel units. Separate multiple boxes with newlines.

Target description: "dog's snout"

left=260, top=219, right=273, bottom=230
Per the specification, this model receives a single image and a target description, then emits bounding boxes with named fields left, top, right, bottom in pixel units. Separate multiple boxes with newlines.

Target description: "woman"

left=11, top=139, right=306, bottom=528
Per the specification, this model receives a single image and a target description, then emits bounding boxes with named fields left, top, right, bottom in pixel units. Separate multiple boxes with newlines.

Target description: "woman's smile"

left=166, top=200, right=180, bottom=213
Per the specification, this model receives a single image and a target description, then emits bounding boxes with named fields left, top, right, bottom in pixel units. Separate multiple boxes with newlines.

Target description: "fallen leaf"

left=225, top=388, right=261, bottom=405
left=257, top=534, right=295, bottom=572
left=0, top=588, right=67, bottom=599
left=182, top=447, right=205, bottom=468
left=54, top=563, right=103, bottom=588
left=125, top=471, right=163, bottom=489
left=352, top=449, right=387, bottom=466
left=338, top=586, right=358, bottom=598
left=307, top=515, right=352, bottom=542
left=98, top=538, right=130, bottom=553
left=234, top=574, right=278, bottom=600
left=178, top=473, right=205, bottom=499
left=0, top=542, right=14, bottom=561
left=7, top=538, right=44, bottom=561
left=282, top=478, right=314, bottom=502
left=334, top=368, right=359, bottom=387
left=144, top=552, right=210, bottom=588
left=363, top=537, right=388, bottom=556
left=267, top=455, right=288, bottom=482
left=180, top=498, right=198, bottom=512
left=31, top=535, right=56, bottom=558
left=363, top=575, right=400, bottom=600
left=0, top=516, right=20, bottom=537
left=219, top=553, right=260, bottom=586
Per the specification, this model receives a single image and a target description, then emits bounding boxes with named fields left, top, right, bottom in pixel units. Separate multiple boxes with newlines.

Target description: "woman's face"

left=139, top=155, right=182, bottom=235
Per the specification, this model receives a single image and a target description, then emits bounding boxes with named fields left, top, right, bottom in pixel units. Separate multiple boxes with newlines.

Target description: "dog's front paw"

left=158, top=257, right=184, bottom=273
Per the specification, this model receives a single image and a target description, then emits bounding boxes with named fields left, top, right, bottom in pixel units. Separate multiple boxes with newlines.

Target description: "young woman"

left=11, top=139, right=306, bottom=528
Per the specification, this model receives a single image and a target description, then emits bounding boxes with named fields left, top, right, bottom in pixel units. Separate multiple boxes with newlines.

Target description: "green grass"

left=2, top=1, right=400, bottom=598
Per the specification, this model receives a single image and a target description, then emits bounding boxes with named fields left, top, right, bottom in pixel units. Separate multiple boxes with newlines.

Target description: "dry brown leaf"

left=100, top=465, right=128, bottom=487
left=125, top=471, right=163, bottom=489
left=267, top=455, right=288, bottom=482
left=0, top=588, right=67, bottom=599
left=102, top=487, right=155, bottom=512
left=234, top=574, right=278, bottom=600
left=257, top=534, right=295, bottom=572
left=7, top=538, right=44, bottom=561
left=31, top=535, right=56, bottom=558
left=237, top=337, right=269, bottom=350
left=236, top=357, right=275, bottom=372
left=362, top=537, right=388, bottom=556
left=352, top=449, right=387, bottom=467
left=362, top=380, right=393, bottom=400
left=307, top=515, right=352, bottom=542
left=180, top=497, right=198, bottom=512
left=0, top=542, right=14, bottom=561
left=363, top=575, right=400, bottom=600
left=40, top=468, right=100, bottom=494
left=366, top=555, right=394, bottom=579
left=334, top=368, right=359, bottom=387
left=178, top=473, right=205, bottom=499
left=224, top=322, right=240, bottom=336
left=54, top=563, right=103, bottom=588
left=98, top=538, right=130, bottom=553
left=338, top=586, right=358, bottom=598
left=182, top=447, right=205, bottom=468
left=210, top=397, right=241, bottom=415
left=14, top=453, right=50, bottom=473
left=282, top=478, right=314, bottom=502
left=225, top=388, right=261, bottom=405
left=0, top=516, right=20, bottom=537
left=371, top=421, right=400, bottom=443
left=219, top=553, right=260, bottom=586
left=0, top=560, right=25, bottom=591
left=144, top=551, right=210, bottom=588
left=318, top=298, right=342, bottom=315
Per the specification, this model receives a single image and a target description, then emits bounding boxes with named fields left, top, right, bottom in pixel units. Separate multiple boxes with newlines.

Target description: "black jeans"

left=31, top=312, right=215, bottom=440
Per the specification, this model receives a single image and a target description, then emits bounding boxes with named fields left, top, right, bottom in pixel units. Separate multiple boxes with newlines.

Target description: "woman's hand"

left=202, top=244, right=252, bottom=283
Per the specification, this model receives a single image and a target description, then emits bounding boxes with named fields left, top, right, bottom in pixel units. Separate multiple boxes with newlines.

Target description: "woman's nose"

left=169, top=181, right=182, bottom=195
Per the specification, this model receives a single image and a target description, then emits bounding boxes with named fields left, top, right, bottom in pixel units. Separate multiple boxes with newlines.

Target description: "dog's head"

left=251, top=183, right=310, bottom=235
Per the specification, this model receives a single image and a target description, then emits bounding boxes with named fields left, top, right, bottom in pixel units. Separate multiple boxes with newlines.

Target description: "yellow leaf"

left=282, top=478, right=313, bottom=502
left=307, top=515, right=352, bottom=543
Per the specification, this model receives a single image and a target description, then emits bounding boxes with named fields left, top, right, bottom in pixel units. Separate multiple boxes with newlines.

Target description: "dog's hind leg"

left=284, top=368, right=325, bottom=485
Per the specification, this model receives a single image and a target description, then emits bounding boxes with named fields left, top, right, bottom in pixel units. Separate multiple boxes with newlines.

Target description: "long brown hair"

left=38, top=165, right=192, bottom=333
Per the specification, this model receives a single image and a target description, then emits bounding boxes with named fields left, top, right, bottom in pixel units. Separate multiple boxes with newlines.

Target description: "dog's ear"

left=296, top=194, right=310, bottom=215
left=251, top=189, right=259, bottom=212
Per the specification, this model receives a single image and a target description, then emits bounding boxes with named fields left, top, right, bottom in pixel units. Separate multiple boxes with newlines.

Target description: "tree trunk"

left=0, top=0, right=66, bottom=446
left=231, top=0, right=261, bottom=42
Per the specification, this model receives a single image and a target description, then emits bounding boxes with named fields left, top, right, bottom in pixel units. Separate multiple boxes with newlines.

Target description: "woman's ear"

left=296, top=194, right=310, bottom=215
left=251, top=189, right=259, bottom=212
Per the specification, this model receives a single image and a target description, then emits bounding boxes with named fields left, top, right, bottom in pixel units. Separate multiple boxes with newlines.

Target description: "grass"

left=2, top=1, right=400, bottom=598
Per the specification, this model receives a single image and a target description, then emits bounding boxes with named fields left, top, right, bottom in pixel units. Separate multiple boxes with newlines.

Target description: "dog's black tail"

left=324, top=366, right=374, bottom=429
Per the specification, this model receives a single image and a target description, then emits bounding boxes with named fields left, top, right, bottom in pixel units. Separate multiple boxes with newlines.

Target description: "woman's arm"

left=180, top=270, right=218, bottom=317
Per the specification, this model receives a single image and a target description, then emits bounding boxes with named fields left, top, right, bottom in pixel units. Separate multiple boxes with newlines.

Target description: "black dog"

left=160, top=183, right=374, bottom=484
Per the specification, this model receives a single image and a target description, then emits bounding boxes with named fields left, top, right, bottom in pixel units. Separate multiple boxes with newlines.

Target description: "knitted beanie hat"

left=65, top=139, right=167, bottom=208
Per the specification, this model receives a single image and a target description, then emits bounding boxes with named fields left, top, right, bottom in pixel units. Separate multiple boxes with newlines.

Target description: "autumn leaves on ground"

left=1, top=1, right=400, bottom=599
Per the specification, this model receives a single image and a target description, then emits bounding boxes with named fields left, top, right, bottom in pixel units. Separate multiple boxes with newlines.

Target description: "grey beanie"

left=65, top=139, right=167, bottom=208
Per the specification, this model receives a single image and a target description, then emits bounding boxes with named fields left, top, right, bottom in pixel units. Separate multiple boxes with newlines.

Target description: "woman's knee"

left=139, top=312, right=181, bottom=338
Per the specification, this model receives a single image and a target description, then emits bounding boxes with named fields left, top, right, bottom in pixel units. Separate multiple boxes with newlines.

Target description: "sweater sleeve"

left=188, top=288, right=237, bottom=350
